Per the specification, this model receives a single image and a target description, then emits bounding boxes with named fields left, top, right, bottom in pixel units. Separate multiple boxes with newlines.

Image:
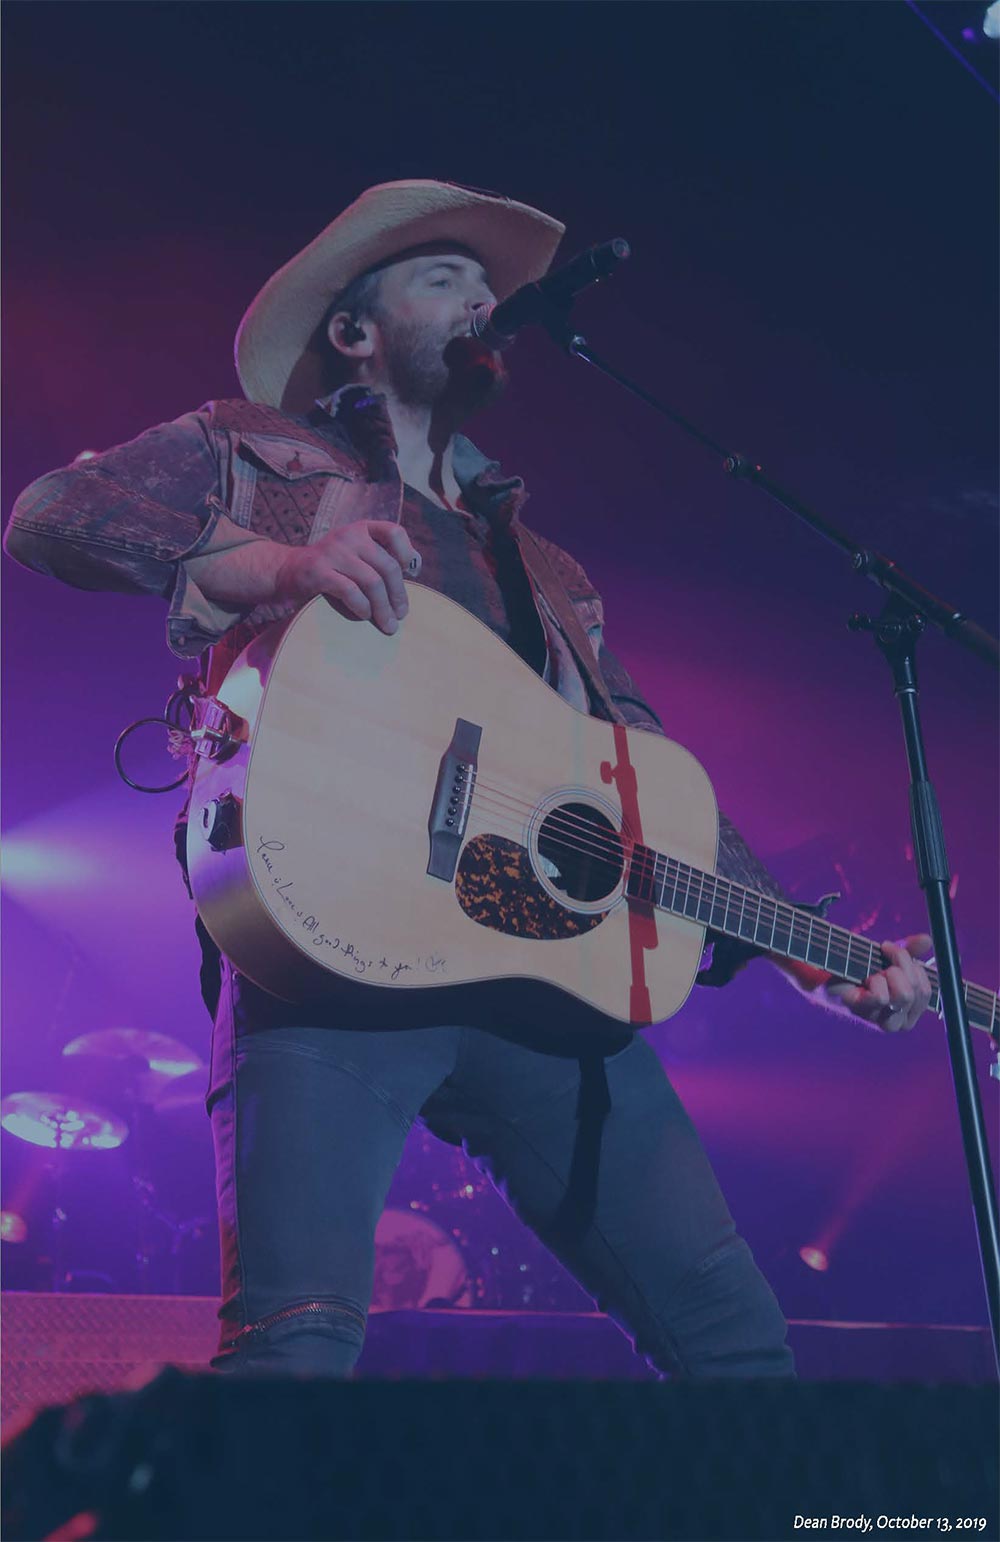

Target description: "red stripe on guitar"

left=602, top=725, right=657, bottom=1026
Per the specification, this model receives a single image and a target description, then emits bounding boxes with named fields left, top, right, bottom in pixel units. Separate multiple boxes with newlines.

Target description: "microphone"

left=471, top=238, right=630, bottom=349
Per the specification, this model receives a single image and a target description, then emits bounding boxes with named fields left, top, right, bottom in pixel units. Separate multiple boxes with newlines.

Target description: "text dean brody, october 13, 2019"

left=793, top=1521, right=988, bottom=1535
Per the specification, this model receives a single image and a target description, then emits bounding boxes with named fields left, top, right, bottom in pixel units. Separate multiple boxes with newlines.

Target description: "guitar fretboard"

left=626, top=844, right=998, bottom=1038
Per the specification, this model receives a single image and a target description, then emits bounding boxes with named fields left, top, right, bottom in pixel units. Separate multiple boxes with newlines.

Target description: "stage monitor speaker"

left=3, top=1369, right=997, bottom=1542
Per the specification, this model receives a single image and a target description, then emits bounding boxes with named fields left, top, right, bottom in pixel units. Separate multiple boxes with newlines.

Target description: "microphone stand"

left=531, top=289, right=1000, bottom=1367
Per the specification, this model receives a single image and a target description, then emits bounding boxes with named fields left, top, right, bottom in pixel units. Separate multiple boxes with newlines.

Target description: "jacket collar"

left=313, top=387, right=527, bottom=528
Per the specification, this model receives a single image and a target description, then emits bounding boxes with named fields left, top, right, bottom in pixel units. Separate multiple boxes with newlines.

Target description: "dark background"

left=2, top=2, right=997, bottom=1330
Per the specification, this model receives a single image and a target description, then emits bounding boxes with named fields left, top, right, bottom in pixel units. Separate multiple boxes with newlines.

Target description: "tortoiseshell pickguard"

left=455, top=834, right=607, bottom=941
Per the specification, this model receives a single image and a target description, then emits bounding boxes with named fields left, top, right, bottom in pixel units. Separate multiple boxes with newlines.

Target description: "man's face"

left=370, top=246, right=508, bottom=412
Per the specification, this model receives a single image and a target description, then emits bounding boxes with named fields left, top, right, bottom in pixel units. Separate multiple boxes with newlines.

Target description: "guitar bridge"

left=427, top=718, right=481, bottom=881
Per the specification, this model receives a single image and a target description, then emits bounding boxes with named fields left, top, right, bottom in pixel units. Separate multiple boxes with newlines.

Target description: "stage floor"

left=1, top=1292, right=994, bottom=1434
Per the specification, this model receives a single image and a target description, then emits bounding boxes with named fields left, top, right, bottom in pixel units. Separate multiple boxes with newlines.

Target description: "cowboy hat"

left=235, top=179, right=565, bottom=413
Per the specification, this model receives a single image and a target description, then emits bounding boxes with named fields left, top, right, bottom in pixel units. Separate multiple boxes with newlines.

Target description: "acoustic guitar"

left=186, top=585, right=999, bottom=1040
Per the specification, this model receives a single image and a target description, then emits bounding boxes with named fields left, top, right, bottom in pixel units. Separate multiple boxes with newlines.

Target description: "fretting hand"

left=824, top=933, right=933, bottom=1032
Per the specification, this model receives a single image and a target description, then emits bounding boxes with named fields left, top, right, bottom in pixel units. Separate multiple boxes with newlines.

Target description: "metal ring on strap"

left=113, top=717, right=190, bottom=793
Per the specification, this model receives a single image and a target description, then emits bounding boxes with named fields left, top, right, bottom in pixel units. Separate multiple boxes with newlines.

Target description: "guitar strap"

left=514, top=526, right=621, bottom=725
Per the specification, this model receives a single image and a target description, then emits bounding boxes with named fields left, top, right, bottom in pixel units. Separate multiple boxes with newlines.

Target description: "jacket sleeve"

left=4, top=406, right=265, bottom=656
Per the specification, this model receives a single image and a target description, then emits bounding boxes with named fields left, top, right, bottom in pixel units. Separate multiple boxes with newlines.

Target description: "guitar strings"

left=467, top=785, right=634, bottom=861
left=466, top=789, right=861, bottom=968
left=469, top=784, right=880, bottom=953
left=469, top=778, right=865, bottom=969
left=469, top=774, right=636, bottom=846
left=469, top=780, right=877, bottom=959
left=460, top=786, right=995, bottom=1021
left=470, top=788, right=994, bottom=1022
left=468, top=771, right=968, bottom=985
left=448, top=746, right=996, bottom=1020
left=470, top=782, right=996, bottom=1021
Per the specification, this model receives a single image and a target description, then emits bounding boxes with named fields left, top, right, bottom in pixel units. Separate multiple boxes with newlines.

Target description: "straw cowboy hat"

left=235, top=179, right=566, bottom=414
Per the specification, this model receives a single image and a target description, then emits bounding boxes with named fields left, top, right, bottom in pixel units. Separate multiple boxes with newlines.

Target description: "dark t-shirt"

left=401, top=486, right=546, bottom=677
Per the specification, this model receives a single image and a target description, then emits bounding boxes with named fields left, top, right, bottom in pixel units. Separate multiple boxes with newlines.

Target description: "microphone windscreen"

left=470, top=305, right=513, bottom=351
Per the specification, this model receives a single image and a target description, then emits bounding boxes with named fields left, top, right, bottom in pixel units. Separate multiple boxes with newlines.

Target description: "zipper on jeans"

left=223, top=1298, right=366, bottom=1349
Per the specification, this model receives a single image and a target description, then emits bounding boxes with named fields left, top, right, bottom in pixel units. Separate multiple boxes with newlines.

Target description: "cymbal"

left=152, top=1069, right=206, bottom=1114
left=0, top=1092, right=128, bottom=1151
left=0, top=1211, right=28, bottom=1243
left=62, top=1029, right=204, bottom=1079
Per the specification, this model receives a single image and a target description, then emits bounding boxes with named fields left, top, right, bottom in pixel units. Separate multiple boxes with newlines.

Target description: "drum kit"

left=0, top=1027, right=211, bottom=1294
left=377, top=1127, right=591, bottom=1314
left=1, top=1032, right=590, bottom=1310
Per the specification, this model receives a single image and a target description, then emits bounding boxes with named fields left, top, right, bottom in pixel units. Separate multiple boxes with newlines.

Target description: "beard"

left=381, top=317, right=508, bottom=417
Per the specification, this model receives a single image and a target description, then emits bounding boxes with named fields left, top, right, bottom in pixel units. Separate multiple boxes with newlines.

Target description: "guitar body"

left=187, top=585, right=719, bottom=1031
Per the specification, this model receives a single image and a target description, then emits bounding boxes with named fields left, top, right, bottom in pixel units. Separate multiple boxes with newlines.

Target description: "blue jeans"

left=208, top=962, right=793, bottom=1379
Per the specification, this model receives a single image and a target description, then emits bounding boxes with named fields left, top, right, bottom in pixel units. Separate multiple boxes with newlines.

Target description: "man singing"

left=5, top=180, right=931, bottom=1378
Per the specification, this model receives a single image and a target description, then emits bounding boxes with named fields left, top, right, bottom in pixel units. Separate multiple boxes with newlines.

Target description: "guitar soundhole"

left=537, top=803, right=623, bottom=904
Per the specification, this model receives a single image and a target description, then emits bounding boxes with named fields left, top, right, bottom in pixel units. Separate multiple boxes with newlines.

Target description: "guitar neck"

left=627, top=845, right=999, bottom=1040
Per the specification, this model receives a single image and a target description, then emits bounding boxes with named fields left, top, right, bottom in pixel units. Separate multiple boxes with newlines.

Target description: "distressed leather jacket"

left=7, top=389, right=657, bottom=722
left=6, top=388, right=789, bottom=980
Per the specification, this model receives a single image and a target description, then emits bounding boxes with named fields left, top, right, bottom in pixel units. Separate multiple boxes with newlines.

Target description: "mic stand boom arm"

left=532, top=290, right=1000, bottom=1368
